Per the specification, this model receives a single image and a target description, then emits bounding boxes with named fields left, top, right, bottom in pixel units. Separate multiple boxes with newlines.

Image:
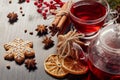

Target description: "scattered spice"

left=49, top=26, right=59, bottom=36
left=18, top=0, right=25, bottom=3
left=22, top=14, right=25, bottom=17
left=29, top=32, right=33, bottom=35
left=7, top=12, right=18, bottom=24
left=9, top=0, right=12, bottom=4
left=42, top=36, right=54, bottom=49
left=20, top=7, right=22, bottom=10
left=20, top=11, right=23, bottom=13
left=6, top=65, right=10, bottom=69
left=25, top=59, right=37, bottom=71
left=24, top=29, right=27, bottom=33
left=35, top=24, right=48, bottom=37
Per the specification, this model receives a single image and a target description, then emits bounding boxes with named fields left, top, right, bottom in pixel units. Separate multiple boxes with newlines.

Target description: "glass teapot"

left=88, top=23, right=120, bottom=79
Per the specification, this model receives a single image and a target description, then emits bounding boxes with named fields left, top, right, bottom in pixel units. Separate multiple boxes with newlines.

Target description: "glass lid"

left=99, top=24, right=120, bottom=52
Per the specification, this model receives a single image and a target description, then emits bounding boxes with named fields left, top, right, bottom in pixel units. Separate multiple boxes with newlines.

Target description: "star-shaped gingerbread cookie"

left=4, top=38, right=35, bottom=64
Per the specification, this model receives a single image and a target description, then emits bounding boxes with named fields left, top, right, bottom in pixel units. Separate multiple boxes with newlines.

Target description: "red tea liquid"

left=87, top=60, right=120, bottom=80
left=70, top=1, right=107, bottom=35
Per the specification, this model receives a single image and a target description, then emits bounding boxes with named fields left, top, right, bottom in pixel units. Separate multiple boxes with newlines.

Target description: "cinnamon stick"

left=58, top=17, right=71, bottom=35
left=57, top=14, right=68, bottom=29
left=51, top=2, right=69, bottom=27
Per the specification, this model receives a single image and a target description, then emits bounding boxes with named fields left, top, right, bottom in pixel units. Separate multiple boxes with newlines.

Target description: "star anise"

left=42, top=36, right=54, bottom=49
left=25, top=59, right=37, bottom=71
left=7, top=12, right=18, bottom=24
left=35, top=25, right=48, bottom=37
left=49, top=26, right=59, bottom=36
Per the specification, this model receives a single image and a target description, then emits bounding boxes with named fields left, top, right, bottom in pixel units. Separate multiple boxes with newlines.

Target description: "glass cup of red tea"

left=69, top=0, right=110, bottom=40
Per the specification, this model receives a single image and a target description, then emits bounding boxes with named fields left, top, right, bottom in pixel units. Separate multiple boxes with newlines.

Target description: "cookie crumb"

left=6, top=65, right=10, bottom=69
left=29, top=32, right=33, bottom=35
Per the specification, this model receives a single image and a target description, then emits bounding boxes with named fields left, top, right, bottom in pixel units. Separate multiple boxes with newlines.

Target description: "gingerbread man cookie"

left=4, top=38, right=35, bottom=64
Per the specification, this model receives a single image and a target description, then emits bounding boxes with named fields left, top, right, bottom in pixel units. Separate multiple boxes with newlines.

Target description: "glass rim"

left=69, top=0, right=110, bottom=25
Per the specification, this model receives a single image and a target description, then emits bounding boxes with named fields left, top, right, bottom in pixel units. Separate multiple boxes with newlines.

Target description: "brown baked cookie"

left=4, top=38, right=35, bottom=64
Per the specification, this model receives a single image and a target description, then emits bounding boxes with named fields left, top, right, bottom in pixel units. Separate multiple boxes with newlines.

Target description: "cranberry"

left=37, top=9, right=42, bottom=13
left=44, top=9, right=48, bottom=12
left=44, top=2, right=49, bottom=7
left=49, top=5, right=57, bottom=9
left=39, top=0, right=44, bottom=3
left=42, top=12, right=47, bottom=19
left=37, top=4, right=42, bottom=8
left=54, top=0, right=61, bottom=3
left=34, top=2, right=38, bottom=5
left=43, top=16, right=47, bottom=19
left=26, top=0, right=30, bottom=3
left=42, top=12, right=46, bottom=16
left=50, top=1, right=53, bottom=4
left=59, top=2, right=64, bottom=7
left=43, top=2, right=48, bottom=5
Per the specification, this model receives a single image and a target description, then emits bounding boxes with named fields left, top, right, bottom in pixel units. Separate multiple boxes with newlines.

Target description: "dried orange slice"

left=44, top=54, right=68, bottom=78
left=62, top=56, right=88, bottom=75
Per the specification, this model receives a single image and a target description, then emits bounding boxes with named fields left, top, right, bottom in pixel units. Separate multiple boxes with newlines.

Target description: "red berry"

left=49, top=5, right=57, bottom=9
left=26, top=0, right=30, bottom=3
left=37, top=3, right=42, bottom=8
left=43, top=2, right=48, bottom=5
left=50, top=1, right=53, bottom=4
left=44, top=9, right=48, bottom=12
left=39, top=0, right=44, bottom=3
left=44, top=2, right=49, bottom=7
left=37, top=9, right=42, bottom=13
left=54, top=0, right=61, bottom=3
left=34, top=2, right=38, bottom=5
left=42, top=12, right=47, bottom=19
left=43, top=16, right=47, bottom=19
left=59, top=2, right=64, bottom=7
left=42, top=12, right=46, bottom=17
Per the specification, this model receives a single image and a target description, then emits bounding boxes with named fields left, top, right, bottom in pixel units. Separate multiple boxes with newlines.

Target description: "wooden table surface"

left=0, top=0, right=90, bottom=80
